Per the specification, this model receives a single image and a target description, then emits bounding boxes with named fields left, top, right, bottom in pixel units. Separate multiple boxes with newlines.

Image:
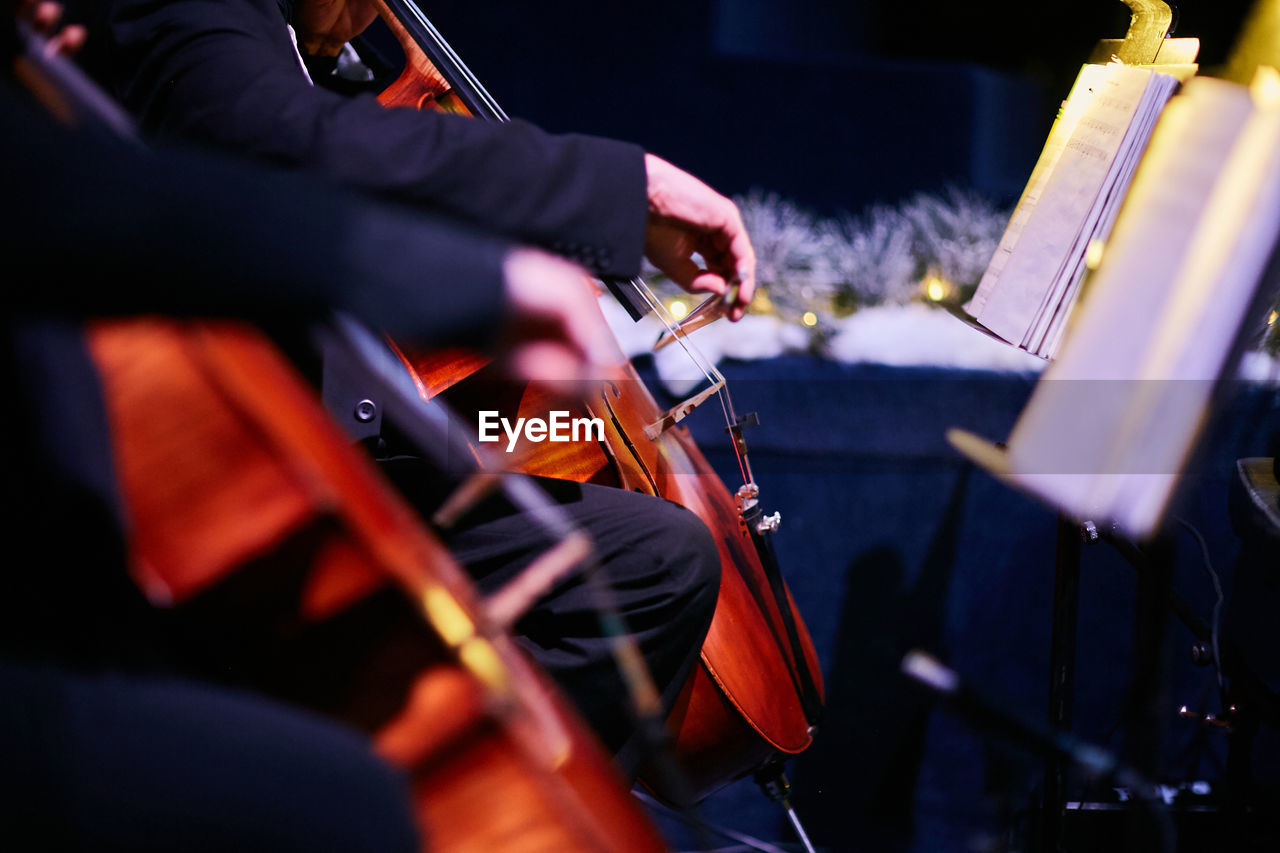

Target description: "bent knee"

left=655, top=501, right=722, bottom=612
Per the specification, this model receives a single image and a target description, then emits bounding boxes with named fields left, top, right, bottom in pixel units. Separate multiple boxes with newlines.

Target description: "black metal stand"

left=1042, top=514, right=1084, bottom=853
left=1120, top=534, right=1176, bottom=850
left=1121, top=535, right=1176, bottom=780
left=1040, top=519, right=1183, bottom=853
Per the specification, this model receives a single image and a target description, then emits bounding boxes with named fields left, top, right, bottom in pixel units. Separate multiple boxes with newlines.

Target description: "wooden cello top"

left=89, top=318, right=671, bottom=852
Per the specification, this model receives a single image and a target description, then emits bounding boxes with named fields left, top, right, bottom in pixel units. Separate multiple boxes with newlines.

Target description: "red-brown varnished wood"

left=373, top=4, right=461, bottom=113
left=88, top=319, right=670, bottom=852
left=394, top=344, right=492, bottom=399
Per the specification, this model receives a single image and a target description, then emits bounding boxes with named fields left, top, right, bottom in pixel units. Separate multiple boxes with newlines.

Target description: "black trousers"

left=380, top=459, right=722, bottom=777
left=314, top=327, right=721, bottom=772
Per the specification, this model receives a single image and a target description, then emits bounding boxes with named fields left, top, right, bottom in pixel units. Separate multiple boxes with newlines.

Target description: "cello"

left=89, top=315, right=673, bottom=853
left=364, top=0, right=825, bottom=808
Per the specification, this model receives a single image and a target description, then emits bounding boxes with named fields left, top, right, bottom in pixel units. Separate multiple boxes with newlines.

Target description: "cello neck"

left=373, top=0, right=505, bottom=119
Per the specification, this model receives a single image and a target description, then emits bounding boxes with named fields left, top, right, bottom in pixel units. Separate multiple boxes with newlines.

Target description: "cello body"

left=370, top=0, right=824, bottom=803
left=88, top=318, right=671, bottom=852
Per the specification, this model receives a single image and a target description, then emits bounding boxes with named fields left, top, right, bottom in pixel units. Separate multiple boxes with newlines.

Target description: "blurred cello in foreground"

left=367, top=0, right=825, bottom=809
left=89, top=317, right=671, bottom=853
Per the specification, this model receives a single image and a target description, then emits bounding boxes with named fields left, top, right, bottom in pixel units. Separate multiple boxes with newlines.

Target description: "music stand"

left=943, top=2, right=1280, bottom=849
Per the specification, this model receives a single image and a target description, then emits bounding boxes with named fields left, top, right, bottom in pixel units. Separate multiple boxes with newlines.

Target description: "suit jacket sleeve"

left=103, top=0, right=648, bottom=279
left=3, top=82, right=509, bottom=350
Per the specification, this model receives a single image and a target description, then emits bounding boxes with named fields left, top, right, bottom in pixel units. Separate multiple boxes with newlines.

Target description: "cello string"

left=626, top=280, right=757, bottom=489
left=632, top=283, right=735, bottom=423
left=382, top=0, right=508, bottom=119
left=627, top=280, right=756, bottom=488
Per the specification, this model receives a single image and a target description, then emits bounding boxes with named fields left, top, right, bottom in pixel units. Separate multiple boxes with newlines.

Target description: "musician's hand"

left=293, top=0, right=378, bottom=57
left=643, top=153, right=756, bottom=321
left=498, top=248, right=623, bottom=386
left=16, top=1, right=86, bottom=56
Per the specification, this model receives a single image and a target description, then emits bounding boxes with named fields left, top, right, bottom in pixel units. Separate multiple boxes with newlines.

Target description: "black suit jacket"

left=0, top=75, right=516, bottom=663
left=102, top=0, right=648, bottom=279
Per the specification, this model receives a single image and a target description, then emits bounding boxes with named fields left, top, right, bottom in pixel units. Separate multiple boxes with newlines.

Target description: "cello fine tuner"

left=756, top=512, right=782, bottom=534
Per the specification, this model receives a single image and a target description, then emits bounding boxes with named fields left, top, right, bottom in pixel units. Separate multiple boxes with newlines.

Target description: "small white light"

left=670, top=300, right=689, bottom=320
left=924, top=276, right=948, bottom=302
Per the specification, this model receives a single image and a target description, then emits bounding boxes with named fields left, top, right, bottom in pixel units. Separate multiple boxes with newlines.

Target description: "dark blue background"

left=414, top=0, right=1256, bottom=214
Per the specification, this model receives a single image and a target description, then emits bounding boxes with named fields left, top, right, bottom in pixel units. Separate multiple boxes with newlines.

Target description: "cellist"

left=87, top=0, right=759, bottom=776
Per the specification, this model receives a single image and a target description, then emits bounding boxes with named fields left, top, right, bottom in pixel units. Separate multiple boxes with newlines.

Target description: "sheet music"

left=970, top=64, right=1179, bottom=354
left=968, top=65, right=1097, bottom=318
left=1033, top=82, right=1170, bottom=357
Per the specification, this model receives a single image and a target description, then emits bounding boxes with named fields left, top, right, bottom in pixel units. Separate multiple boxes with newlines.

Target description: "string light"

left=802, top=312, right=818, bottom=327
left=669, top=300, right=689, bottom=320
left=923, top=275, right=950, bottom=302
